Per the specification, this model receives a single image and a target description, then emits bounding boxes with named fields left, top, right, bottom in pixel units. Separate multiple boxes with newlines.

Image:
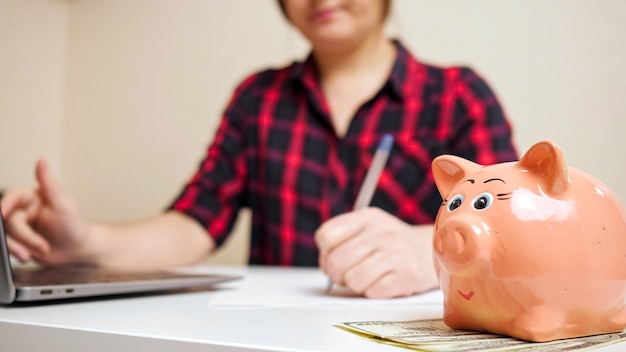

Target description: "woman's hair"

left=276, top=0, right=392, bottom=22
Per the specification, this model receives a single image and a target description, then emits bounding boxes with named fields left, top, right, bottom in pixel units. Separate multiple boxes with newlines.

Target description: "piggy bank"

left=431, top=141, right=626, bottom=342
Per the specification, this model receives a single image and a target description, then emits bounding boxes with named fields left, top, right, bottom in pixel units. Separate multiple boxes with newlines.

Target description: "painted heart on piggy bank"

left=431, top=140, right=626, bottom=342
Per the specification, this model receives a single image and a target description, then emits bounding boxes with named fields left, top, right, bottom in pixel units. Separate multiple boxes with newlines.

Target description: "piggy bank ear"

left=431, top=155, right=480, bottom=197
left=518, top=141, right=569, bottom=196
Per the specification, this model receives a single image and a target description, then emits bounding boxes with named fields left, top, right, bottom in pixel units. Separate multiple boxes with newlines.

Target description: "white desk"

left=0, top=266, right=623, bottom=352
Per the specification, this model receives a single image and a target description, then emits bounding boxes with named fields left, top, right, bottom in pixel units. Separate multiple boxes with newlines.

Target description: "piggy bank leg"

left=511, top=305, right=564, bottom=342
left=442, top=304, right=486, bottom=333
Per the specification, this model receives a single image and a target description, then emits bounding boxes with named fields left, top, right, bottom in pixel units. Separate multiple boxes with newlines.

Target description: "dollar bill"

left=336, top=319, right=626, bottom=351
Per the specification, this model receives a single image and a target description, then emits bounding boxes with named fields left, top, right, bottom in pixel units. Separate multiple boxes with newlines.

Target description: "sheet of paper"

left=206, top=266, right=444, bottom=307
left=337, top=319, right=626, bottom=351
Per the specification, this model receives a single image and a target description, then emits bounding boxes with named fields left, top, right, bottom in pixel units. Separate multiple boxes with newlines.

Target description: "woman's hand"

left=315, top=207, right=438, bottom=298
left=1, top=159, right=92, bottom=266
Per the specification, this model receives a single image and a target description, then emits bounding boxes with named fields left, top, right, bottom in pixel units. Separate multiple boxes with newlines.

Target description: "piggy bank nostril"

left=435, top=228, right=467, bottom=257
left=450, top=230, right=466, bottom=256
left=434, top=221, right=484, bottom=275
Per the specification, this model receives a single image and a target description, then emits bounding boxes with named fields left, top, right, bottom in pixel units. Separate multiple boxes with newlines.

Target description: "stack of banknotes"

left=337, top=319, right=626, bottom=351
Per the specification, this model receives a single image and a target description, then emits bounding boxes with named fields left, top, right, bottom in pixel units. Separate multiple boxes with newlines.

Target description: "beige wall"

left=0, top=0, right=68, bottom=186
left=2, top=0, right=626, bottom=265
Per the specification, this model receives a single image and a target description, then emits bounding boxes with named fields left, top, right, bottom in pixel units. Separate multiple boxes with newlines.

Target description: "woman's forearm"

left=87, top=211, right=214, bottom=271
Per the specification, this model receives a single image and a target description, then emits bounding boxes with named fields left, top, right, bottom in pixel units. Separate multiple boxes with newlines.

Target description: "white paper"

left=205, top=266, right=444, bottom=307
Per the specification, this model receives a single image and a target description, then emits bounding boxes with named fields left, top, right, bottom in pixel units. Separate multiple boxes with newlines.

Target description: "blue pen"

left=352, top=134, right=394, bottom=210
left=326, top=133, right=394, bottom=293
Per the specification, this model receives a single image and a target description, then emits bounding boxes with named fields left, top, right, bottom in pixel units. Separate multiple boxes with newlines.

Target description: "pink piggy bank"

left=431, top=140, right=626, bottom=342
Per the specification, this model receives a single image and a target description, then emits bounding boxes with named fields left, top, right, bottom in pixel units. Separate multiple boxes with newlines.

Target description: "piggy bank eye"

left=447, top=194, right=464, bottom=212
left=472, top=192, right=494, bottom=210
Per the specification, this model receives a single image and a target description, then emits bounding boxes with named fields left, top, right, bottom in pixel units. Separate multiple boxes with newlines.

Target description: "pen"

left=326, top=133, right=394, bottom=293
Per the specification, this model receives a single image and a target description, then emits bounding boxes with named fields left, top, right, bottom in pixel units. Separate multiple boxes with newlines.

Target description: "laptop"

left=0, top=210, right=242, bottom=304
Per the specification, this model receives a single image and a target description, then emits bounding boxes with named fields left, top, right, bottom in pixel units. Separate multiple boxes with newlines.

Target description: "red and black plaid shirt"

left=170, top=41, right=517, bottom=266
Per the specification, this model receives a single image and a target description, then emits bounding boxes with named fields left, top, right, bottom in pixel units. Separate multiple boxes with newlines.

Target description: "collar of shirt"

left=287, top=39, right=416, bottom=104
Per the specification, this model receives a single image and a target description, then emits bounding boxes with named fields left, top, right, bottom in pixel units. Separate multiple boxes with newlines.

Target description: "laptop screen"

left=0, top=207, right=17, bottom=303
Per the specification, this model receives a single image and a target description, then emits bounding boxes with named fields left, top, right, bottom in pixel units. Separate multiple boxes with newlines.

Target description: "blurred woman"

left=1, top=0, right=517, bottom=298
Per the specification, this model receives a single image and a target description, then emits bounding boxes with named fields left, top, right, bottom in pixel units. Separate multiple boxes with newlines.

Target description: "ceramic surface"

left=431, top=141, right=626, bottom=342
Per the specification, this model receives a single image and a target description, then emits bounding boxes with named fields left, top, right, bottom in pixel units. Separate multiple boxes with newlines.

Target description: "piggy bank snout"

left=434, top=215, right=490, bottom=275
